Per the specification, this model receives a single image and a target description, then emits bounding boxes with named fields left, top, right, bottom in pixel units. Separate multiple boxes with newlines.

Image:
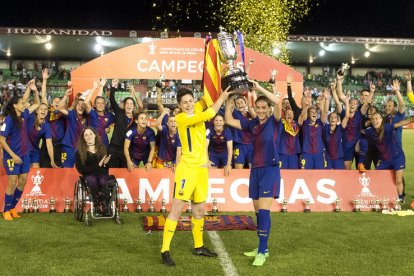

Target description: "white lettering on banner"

left=136, top=60, right=204, bottom=73
left=229, top=178, right=251, bottom=204
left=289, top=179, right=315, bottom=203
left=139, top=178, right=170, bottom=203
left=316, top=179, right=337, bottom=204
left=116, top=178, right=133, bottom=203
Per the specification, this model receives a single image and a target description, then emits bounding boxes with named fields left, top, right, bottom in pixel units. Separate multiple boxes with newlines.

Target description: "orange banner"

left=0, top=168, right=397, bottom=213
left=71, top=38, right=303, bottom=103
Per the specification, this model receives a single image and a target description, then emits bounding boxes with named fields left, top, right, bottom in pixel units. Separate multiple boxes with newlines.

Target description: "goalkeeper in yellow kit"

left=161, top=86, right=230, bottom=266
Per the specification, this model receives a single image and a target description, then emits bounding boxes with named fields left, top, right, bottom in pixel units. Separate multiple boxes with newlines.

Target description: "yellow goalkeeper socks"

left=191, top=217, right=204, bottom=248
left=161, top=218, right=178, bottom=253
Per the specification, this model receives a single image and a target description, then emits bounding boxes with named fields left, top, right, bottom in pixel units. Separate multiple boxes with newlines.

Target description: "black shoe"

left=193, top=246, right=218, bottom=257
left=161, top=251, right=175, bottom=266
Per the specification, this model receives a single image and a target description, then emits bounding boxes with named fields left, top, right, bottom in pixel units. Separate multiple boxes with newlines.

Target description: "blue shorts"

left=326, top=159, right=345, bottom=169
left=279, top=154, right=299, bottom=169
left=376, top=153, right=405, bottom=171
left=343, top=142, right=357, bottom=161
left=61, top=146, right=76, bottom=168
left=233, top=143, right=253, bottom=165
left=209, top=152, right=228, bottom=168
left=249, top=165, right=280, bottom=200
left=2, top=154, right=30, bottom=175
left=300, top=152, right=325, bottom=169
left=29, top=150, right=41, bottom=164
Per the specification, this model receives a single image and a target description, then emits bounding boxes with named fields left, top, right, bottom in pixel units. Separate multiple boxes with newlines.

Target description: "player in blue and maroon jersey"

left=334, top=74, right=372, bottom=169
left=0, top=91, right=39, bottom=220
left=206, top=114, right=233, bottom=176
left=298, top=89, right=329, bottom=169
left=37, top=70, right=66, bottom=168
left=124, top=112, right=156, bottom=172
left=365, top=113, right=414, bottom=202
left=359, top=105, right=379, bottom=170
left=27, top=103, right=57, bottom=168
left=225, top=80, right=282, bottom=267
left=84, top=79, right=115, bottom=147
left=322, top=92, right=350, bottom=169
left=157, top=85, right=181, bottom=126
left=229, top=94, right=256, bottom=169
left=279, top=109, right=301, bottom=169
left=153, top=108, right=181, bottom=169
left=57, top=89, right=89, bottom=168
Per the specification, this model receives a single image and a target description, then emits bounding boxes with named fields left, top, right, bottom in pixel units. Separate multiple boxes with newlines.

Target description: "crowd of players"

left=1, top=69, right=413, bottom=216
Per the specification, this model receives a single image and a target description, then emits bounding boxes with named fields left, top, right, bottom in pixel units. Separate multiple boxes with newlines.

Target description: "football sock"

left=258, top=209, right=270, bottom=254
left=11, top=188, right=23, bottom=209
left=161, top=218, right=178, bottom=253
left=191, top=217, right=204, bottom=248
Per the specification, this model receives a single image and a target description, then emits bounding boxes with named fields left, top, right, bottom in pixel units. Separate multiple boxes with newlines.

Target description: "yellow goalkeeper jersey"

left=175, top=102, right=216, bottom=167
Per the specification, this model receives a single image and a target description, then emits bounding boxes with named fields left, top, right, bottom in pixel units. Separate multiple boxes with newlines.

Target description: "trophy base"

left=221, top=70, right=252, bottom=95
left=281, top=209, right=287, bottom=213
left=304, top=209, right=311, bottom=213
left=353, top=208, right=360, bottom=212
left=186, top=209, right=192, bottom=213
left=149, top=209, right=155, bottom=212
left=160, top=209, right=167, bottom=213
left=212, top=209, right=219, bottom=213
left=136, top=209, right=142, bottom=213
left=334, top=208, right=341, bottom=212
left=63, top=209, right=71, bottom=213
left=49, top=209, right=56, bottom=213
left=23, top=209, right=30, bottom=213
left=123, top=209, right=129, bottom=213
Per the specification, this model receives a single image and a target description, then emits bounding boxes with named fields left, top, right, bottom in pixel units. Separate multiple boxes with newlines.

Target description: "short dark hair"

left=177, top=88, right=193, bottom=104
left=235, top=96, right=246, bottom=103
left=255, top=96, right=271, bottom=107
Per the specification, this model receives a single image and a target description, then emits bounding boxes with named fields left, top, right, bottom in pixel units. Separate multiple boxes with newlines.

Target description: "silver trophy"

left=32, top=198, right=39, bottom=213
left=122, top=198, right=129, bottom=212
left=353, top=199, right=361, bottom=212
left=23, top=198, right=30, bottom=213
left=49, top=197, right=56, bottom=213
left=394, top=198, right=402, bottom=211
left=269, top=69, right=278, bottom=84
left=281, top=198, right=288, bottom=213
left=304, top=199, right=311, bottom=213
left=217, top=27, right=252, bottom=94
left=149, top=198, right=155, bottom=212
left=160, top=199, right=167, bottom=213
left=212, top=198, right=219, bottom=213
left=186, top=200, right=192, bottom=213
left=334, top=198, right=341, bottom=212
left=374, top=199, right=381, bottom=212
left=337, top=63, right=350, bottom=76
left=382, top=198, right=389, bottom=212
left=136, top=198, right=142, bottom=213
left=64, top=197, right=71, bottom=213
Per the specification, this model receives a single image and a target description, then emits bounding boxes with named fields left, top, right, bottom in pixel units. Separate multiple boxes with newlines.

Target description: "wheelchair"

left=73, top=175, right=122, bottom=226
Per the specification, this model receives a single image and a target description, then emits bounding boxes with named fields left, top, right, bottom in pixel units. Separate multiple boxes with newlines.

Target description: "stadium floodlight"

left=45, top=42, right=52, bottom=50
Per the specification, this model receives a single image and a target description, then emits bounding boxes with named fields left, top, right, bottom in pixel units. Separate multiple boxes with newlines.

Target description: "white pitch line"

left=208, top=231, right=238, bottom=276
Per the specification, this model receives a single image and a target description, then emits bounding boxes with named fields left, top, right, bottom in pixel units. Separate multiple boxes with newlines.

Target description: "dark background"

left=0, top=0, right=413, bottom=37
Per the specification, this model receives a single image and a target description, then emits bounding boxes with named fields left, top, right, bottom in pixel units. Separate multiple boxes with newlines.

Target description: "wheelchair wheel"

left=73, top=179, right=85, bottom=221
left=111, top=180, right=122, bottom=224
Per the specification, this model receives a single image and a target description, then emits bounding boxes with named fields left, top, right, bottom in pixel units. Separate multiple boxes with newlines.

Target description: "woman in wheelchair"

left=75, top=127, right=111, bottom=216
